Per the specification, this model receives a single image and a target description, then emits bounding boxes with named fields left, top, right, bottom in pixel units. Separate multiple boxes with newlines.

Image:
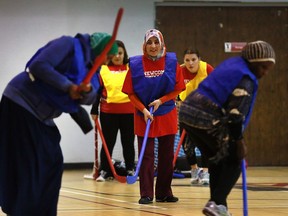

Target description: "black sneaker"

left=156, top=196, right=179, bottom=202
left=138, top=197, right=153, bottom=204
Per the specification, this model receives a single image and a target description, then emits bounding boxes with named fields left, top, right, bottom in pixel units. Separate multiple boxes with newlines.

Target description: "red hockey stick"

left=83, top=8, right=123, bottom=180
left=93, top=125, right=99, bottom=179
left=82, top=7, right=124, bottom=85
left=173, top=129, right=186, bottom=166
left=95, top=119, right=126, bottom=183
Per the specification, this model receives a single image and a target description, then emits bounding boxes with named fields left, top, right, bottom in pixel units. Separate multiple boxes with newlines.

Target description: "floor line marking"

left=60, top=189, right=167, bottom=210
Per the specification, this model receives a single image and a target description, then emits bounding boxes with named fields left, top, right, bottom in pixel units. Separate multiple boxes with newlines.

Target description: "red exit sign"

left=224, top=42, right=247, bottom=53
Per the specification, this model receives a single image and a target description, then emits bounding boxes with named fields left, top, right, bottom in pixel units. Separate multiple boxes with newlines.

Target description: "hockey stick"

left=173, top=129, right=186, bottom=166
left=84, top=123, right=99, bottom=180
left=80, top=7, right=124, bottom=87
left=127, top=106, right=153, bottom=184
left=170, top=129, right=187, bottom=179
left=242, top=159, right=248, bottom=216
left=95, top=119, right=126, bottom=183
left=83, top=8, right=123, bottom=180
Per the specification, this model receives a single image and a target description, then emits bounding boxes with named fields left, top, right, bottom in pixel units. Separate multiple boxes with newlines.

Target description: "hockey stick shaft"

left=82, top=8, right=124, bottom=85
left=242, top=159, right=248, bottom=216
left=95, top=119, right=126, bottom=183
left=173, top=129, right=186, bottom=166
left=127, top=106, right=153, bottom=184
left=93, top=124, right=99, bottom=179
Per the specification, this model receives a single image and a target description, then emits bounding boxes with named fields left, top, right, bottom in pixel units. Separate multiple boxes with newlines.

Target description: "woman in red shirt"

left=122, top=29, right=185, bottom=204
left=178, top=48, right=214, bottom=186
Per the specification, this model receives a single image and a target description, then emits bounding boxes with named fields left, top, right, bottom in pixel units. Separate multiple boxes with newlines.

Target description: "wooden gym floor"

left=1, top=167, right=287, bottom=216
left=59, top=167, right=288, bottom=216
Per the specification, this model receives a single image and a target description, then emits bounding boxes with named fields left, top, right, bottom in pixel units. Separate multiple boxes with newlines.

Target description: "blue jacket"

left=3, top=33, right=99, bottom=125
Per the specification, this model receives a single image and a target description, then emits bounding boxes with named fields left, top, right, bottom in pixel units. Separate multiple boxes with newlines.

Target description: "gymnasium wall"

left=155, top=1, right=288, bottom=165
left=0, top=0, right=155, bottom=163
left=1, top=0, right=287, bottom=165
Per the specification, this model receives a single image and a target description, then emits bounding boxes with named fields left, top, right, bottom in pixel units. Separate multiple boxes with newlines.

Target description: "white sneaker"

left=96, top=170, right=114, bottom=182
left=191, top=168, right=200, bottom=184
left=199, top=170, right=210, bottom=185
left=127, top=170, right=135, bottom=176
left=96, top=170, right=106, bottom=182
left=203, top=201, right=231, bottom=216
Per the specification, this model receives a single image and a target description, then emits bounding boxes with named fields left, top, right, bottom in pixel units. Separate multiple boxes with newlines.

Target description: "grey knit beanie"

left=242, top=40, right=276, bottom=64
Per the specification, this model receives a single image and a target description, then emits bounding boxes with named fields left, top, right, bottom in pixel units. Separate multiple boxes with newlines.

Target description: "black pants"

left=99, top=112, right=135, bottom=173
left=179, top=126, right=208, bottom=168
left=180, top=123, right=241, bottom=207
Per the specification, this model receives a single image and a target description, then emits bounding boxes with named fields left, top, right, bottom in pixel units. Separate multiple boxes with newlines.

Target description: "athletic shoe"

left=191, top=168, right=200, bottom=184
left=106, top=176, right=114, bottom=181
left=96, top=170, right=106, bottom=182
left=96, top=170, right=114, bottom=182
left=202, top=201, right=232, bottom=216
left=127, top=170, right=135, bottom=176
left=96, top=174, right=105, bottom=182
left=138, top=197, right=153, bottom=204
left=199, top=170, right=210, bottom=185
left=156, top=196, right=179, bottom=202
left=127, top=170, right=139, bottom=181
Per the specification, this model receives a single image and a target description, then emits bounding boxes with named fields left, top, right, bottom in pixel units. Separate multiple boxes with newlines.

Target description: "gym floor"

left=36, top=166, right=288, bottom=216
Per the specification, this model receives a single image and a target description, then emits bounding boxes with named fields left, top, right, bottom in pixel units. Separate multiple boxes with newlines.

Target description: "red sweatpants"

left=137, top=134, right=175, bottom=199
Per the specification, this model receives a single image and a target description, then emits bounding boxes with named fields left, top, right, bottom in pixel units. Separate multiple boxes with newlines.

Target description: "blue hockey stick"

left=242, top=159, right=248, bottom=216
left=127, top=106, right=153, bottom=184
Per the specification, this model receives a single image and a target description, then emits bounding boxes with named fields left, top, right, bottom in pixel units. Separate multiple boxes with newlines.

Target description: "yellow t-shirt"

left=179, top=61, right=208, bottom=101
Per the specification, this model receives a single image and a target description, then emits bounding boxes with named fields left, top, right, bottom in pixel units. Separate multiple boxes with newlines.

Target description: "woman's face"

left=145, top=37, right=161, bottom=57
left=111, top=47, right=125, bottom=65
left=249, top=61, right=275, bottom=79
left=184, top=53, right=200, bottom=73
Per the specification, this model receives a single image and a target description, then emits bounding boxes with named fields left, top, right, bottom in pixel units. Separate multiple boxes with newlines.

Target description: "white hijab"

left=142, top=29, right=166, bottom=60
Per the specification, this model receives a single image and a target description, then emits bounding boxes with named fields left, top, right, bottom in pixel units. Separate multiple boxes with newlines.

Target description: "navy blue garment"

left=0, top=33, right=101, bottom=216
left=129, top=52, right=177, bottom=116
left=3, top=34, right=99, bottom=124
left=197, top=56, right=258, bottom=128
left=179, top=56, right=258, bottom=207
left=0, top=96, right=63, bottom=215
